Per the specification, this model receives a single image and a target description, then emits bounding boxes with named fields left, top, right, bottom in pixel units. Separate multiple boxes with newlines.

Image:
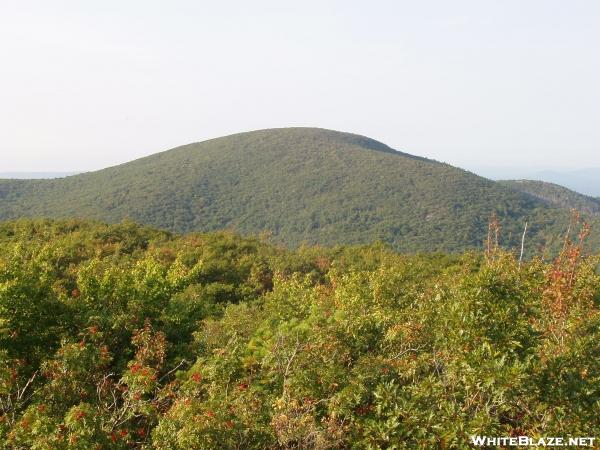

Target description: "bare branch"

left=519, top=221, right=528, bottom=268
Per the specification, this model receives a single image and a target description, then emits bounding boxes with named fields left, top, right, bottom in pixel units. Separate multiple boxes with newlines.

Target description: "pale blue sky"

left=1, top=0, right=598, bottom=172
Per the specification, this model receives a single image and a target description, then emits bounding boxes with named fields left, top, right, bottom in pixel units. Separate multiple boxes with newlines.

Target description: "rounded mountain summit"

left=0, top=127, right=589, bottom=252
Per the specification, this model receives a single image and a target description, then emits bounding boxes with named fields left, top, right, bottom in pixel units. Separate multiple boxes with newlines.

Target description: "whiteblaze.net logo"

left=470, top=436, right=596, bottom=447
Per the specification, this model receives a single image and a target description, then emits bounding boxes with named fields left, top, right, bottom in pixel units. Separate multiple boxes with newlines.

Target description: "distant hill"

left=0, top=172, right=78, bottom=179
left=530, top=169, right=600, bottom=197
left=500, top=179, right=600, bottom=216
left=0, top=128, right=596, bottom=253
left=469, top=166, right=600, bottom=197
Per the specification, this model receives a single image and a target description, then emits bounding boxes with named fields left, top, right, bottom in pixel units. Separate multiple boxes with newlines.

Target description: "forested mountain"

left=0, top=128, right=597, bottom=253
left=500, top=179, right=600, bottom=216
left=1, top=219, right=598, bottom=448
left=519, top=168, right=600, bottom=197
left=0, top=172, right=78, bottom=179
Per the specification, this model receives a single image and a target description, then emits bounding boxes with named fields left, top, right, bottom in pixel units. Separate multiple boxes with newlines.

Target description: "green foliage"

left=0, top=218, right=599, bottom=449
left=2, top=128, right=599, bottom=254
left=500, top=179, right=600, bottom=216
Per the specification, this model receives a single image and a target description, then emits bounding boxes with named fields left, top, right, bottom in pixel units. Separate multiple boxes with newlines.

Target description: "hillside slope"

left=499, top=179, right=600, bottom=216
left=0, top=128, right=594, bottom=252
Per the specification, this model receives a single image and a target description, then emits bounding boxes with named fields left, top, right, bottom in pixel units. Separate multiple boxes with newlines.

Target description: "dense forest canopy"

left=2, top=128, right=599, bottom=254
left=0, top=218, right=598, bottom=448
left=500, top=180, right=600, bottom=217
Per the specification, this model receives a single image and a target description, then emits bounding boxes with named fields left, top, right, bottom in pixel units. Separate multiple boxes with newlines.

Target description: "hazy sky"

left=1, top=0, right=599, bottom=172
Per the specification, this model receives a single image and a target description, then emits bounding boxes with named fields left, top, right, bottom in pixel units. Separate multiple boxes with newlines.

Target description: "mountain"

left=0, top=172, right=79, bottom=179
left=0, top=127, right=595, bottom=253
left=530, top=169, right=600, bottom=198
left=468, top=166, right=600, bottom=197
left=500, top=180, right=600, bottom=216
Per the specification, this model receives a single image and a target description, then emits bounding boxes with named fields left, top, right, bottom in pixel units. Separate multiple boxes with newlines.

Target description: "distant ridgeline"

left=0, top=172, right=79, bottom=179
left=0, top=127, right=598, bottom=254
left=499, top=179, right=600, bottom=217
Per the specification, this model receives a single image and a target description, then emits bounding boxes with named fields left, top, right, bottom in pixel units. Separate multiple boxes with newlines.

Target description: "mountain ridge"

left=0, top=127, right=596, bottom=253
left=500, top=179, right=600, bottom=217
